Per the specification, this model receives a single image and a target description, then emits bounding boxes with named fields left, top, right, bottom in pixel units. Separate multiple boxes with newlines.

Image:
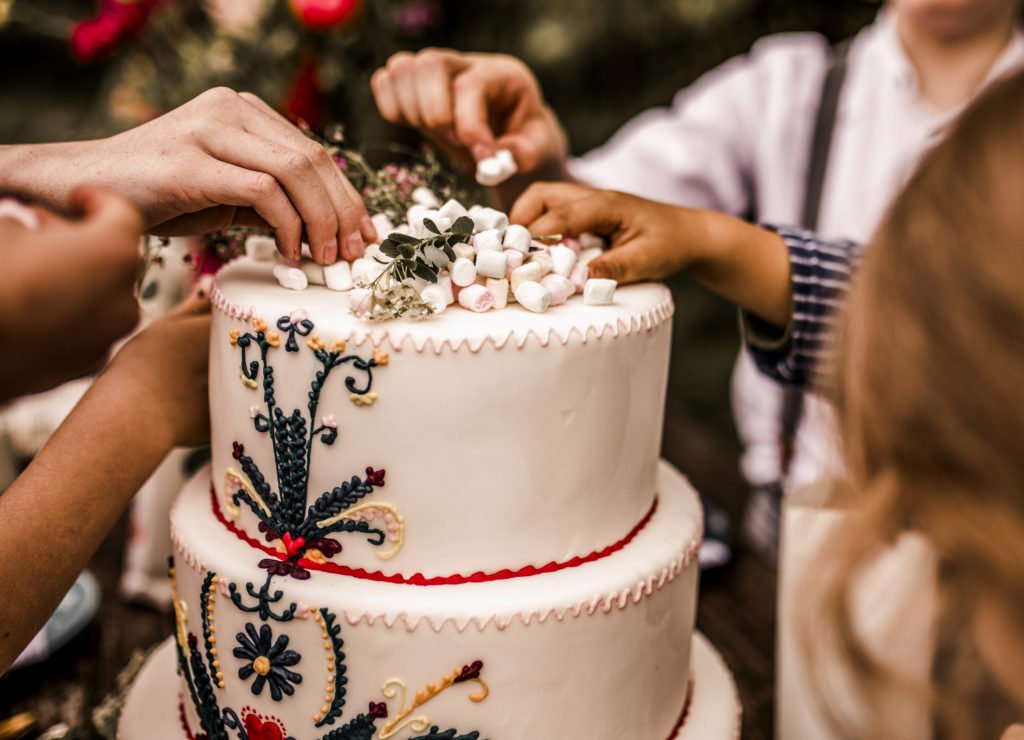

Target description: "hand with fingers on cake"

left=510, top=182, right=794, bottom=329
left=0, top=87, right=376, bottom=265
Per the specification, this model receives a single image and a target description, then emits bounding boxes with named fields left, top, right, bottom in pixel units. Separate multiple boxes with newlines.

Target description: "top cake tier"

left=209, top=257, right=673, bottom=581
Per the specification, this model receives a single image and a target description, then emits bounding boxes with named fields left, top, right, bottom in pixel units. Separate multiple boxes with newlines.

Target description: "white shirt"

left=570, top=12, right=1024, bottom=489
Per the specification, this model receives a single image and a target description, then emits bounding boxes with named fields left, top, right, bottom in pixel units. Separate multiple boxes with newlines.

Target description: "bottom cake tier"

left=118, top=634, right=739, bottom=740
left=164, top=461, right=711, bottom=740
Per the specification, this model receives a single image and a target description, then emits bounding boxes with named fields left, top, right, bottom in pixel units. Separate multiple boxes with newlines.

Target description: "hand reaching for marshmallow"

left=0, top=88, right=376, bottom=264
left=510, top=182, right=794, bottom=328
left=371, top=49, right=569, bottom=185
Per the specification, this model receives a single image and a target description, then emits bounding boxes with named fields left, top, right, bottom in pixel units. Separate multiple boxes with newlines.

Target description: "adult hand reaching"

left=0, top=88, right=375, bottom=263
left=510, top=182, right=793, bottom=328
left=371, top=49, right=568, bottom=179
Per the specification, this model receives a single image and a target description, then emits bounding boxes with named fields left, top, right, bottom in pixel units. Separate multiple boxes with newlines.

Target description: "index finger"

left=525, top=191, right=625, bottom=239
left=508, top=181, right=598, bottom=226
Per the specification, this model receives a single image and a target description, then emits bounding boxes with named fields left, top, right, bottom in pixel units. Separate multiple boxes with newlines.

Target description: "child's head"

left=814, top=67, right=1024, bottom=737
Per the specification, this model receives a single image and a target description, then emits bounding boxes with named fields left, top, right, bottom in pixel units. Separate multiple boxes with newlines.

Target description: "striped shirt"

left=742, top=226, right=864, bottom=387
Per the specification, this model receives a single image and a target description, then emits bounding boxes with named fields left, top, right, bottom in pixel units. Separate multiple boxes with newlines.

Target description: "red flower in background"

left=289, top=0, right=361, bottom=30
left=70, top=0, right=161, bottom=63
left=284, top=55, right=326, bottom=129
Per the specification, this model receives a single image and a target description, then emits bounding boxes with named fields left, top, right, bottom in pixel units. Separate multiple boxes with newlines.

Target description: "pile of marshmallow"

left=256, top=188, right=617, bottom=317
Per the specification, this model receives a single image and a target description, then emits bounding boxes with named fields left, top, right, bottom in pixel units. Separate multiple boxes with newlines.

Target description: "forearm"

left=686, top=210, right=793, bottom=328
left=0, top=141, right=101, bottom=214
left=0, top=368, right=175, bottom=672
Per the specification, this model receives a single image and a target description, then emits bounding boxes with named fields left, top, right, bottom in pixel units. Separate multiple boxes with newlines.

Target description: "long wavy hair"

left=807, top=67, right=1024, bottom=738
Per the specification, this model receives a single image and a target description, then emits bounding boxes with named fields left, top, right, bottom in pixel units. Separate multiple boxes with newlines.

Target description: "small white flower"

left=288, top=309, right=309, bottom=323
left=249, top=405, right=260, bottom=419
left=321, top=415, right=337, bottom=429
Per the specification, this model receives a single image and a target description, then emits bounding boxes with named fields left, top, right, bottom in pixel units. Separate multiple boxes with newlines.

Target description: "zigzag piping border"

left=210, top=282, right=674, bottom=355
left=170, top=508, right=702, bottom=634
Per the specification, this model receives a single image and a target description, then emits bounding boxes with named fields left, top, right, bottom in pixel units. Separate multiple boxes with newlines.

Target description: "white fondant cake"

left=120, top=254, right=741, bottom=739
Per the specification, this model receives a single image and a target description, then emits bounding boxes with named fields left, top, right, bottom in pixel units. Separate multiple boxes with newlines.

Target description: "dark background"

left=0, top=2, right=880, bottom=738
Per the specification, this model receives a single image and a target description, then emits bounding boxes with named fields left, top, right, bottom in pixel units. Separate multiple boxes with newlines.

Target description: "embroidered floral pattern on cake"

left=200, top=571, right=225, bottom=688
left=233, top=623, right=303, bottom=701
left=311, top=608, right=348, bottom=727
left=378, top=661, right=489, bottom=739
left=225, top=313, right=405, bottom=581
left=409, top=729, right=482, bottom=740
left=228, top=575, right=299, bottom=622
left=238, top=708, right=291, bottom=740
left=318, top=702, right=388, bottom=740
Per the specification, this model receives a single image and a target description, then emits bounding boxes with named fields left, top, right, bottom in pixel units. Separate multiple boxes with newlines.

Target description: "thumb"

left=588, top=243, right=644, bottom=285
left=496, top=132, right=541, bottom=174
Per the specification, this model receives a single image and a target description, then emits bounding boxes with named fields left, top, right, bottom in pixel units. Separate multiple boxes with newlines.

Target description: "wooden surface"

left=0, top=426, right=776, bottom=739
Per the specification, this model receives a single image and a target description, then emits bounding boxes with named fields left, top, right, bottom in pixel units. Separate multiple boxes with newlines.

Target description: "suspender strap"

left=780, top=38, right=851, bottom=474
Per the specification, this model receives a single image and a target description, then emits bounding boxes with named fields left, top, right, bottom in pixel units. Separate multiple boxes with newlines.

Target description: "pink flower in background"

left=70, top=0, right=161, bottom=63
left=395, top=0, right=442, bottom=36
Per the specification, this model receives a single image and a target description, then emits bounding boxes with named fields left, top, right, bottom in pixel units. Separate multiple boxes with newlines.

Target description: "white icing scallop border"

left=210, top=282, right=675, bottom=355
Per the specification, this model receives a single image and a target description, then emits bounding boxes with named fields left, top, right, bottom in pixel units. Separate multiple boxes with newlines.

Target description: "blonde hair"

left=808, top=68, right=1024, bottom=738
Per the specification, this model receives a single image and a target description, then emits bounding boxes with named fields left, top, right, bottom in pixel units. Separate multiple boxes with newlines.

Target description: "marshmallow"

left=412, top=187, right=441, bottom=208
left=352, top=257, right=386, bottom=285
left=438, top=199, right=469, bottom=221
left=393, top=222, right=414, bottom=236
left=579, top=232, right=605, bottom=249
left=486, top=278, right=509, bottom=309
left=323, top=260, right=353, bottom=291
left=504, top=249, right=525, bottom=276
left=273, top=265, right=308, bottom=291
left=579, top=246, right=604, bottom=265
left=411, top=210, right=452, bottom=238
left=502, top=224, right=532, bottom=254
left=559, top=236, right=582, bottom=254
left=475, top=249, right=508, bottom=279
left=468, top=205, right=509, bottom=233
left=471, top=229, right=501, bottom=254
left=406, top=204, right=428, bottom=228
left=458, top=284, right=495, bottom=313
left=349, top=287, right=374, bottom=315
left=245, top=235, right=278, bottom=262
left=510, top=262, right=544, bottom=292
left=437, top=274, right=455, bottom=304
left=450, top=257, right=478, bottom=287
left=363, top=243, right=389, bottom=263
left=370, top=213, right=394, bottom=238
left=420, top=284, right=449, bottom=314
left=475, top=148, right=518, bottom=187
left=542, top=274, right=574, bottom=306
left=527, top=251, right=554, bottom=276
left=300, top=260, right=326, bottom=286
left=549, top=245, right=578, bottom=277
left=0, top=198, right=39, bottom=230
left=583, top=278, right=617, bottom=306
left=514, top=281, right=551, bottom=313
left=568, top=262, right=590, bottom=292
left=453, top=242, right=476, bottom=261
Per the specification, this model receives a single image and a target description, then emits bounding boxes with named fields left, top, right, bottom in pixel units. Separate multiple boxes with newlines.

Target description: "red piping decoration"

left=665, top=677, right=696, bottom=738
left=209, top=484, right=659, bottom=586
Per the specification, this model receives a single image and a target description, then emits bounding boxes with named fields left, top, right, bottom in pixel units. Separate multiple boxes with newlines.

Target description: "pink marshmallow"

left=457, top=283, right=495, bottom=313
left=542, top=274, right=574, bottom=306
left=504, top=249, right=525, bottom=277
left=569, top=262, right=590, bottom=292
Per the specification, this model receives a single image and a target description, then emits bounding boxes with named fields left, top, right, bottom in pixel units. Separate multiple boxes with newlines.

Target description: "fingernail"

left=360, top=215, right=377, bottom=241
left=324, top=237, right=339, bottom=264
left=472, top=144, right=491, bottom=161
left=287, top=257, right=301, bottom=268
left=346, top=231, right=365, bottom=259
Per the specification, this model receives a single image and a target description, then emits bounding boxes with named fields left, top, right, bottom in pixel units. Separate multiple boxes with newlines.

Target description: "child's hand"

left=101, top=291, right=212, bottom=449
left=510, top=182, right=711, bottom=283
left=371, top=50, right=567, bottom=177
left=511, top=182, right=792, bottom=326
left=0, top=188, right=142, bottom=402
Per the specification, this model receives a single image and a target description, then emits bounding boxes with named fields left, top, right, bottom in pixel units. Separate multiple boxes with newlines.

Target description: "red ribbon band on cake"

left=210, top=483, right=659, bottom=586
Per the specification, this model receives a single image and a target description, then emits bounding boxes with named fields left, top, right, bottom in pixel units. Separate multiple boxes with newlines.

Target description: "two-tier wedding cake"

left=118, top=219, right=740, bottom=739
